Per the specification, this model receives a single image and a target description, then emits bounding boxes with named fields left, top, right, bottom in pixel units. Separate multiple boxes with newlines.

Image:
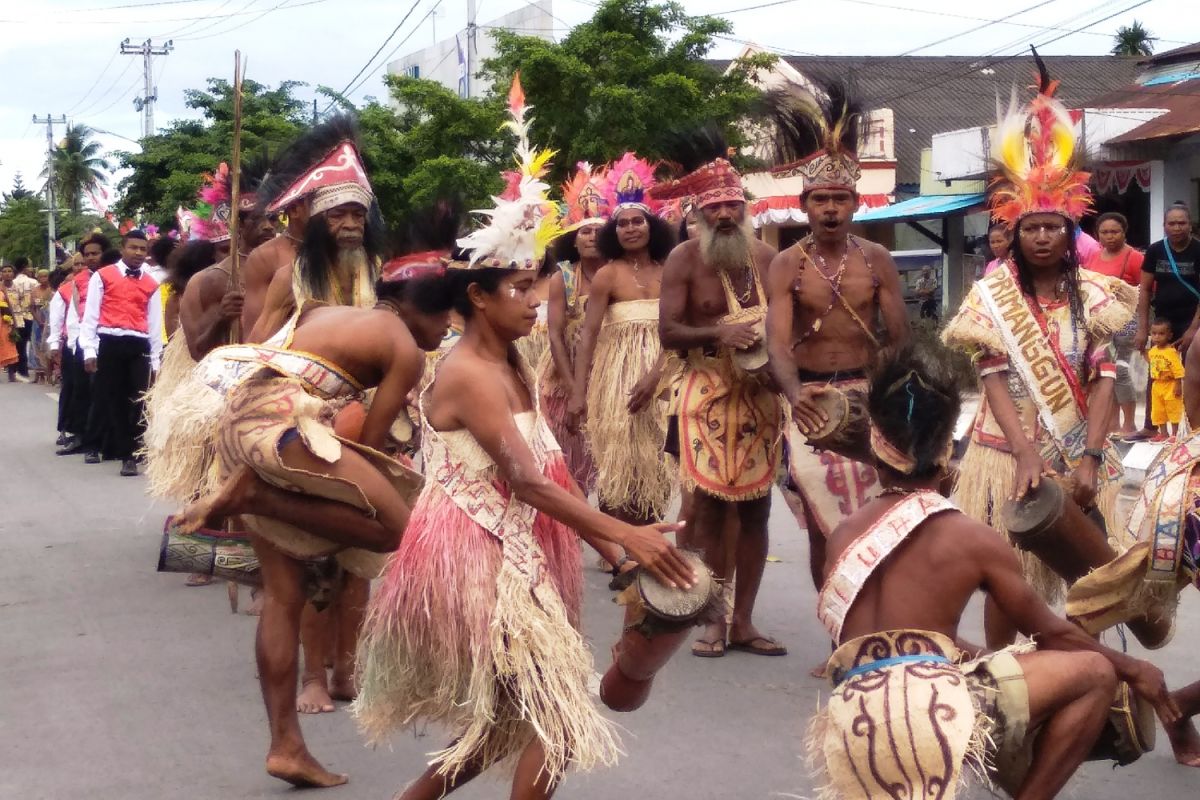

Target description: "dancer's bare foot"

left=175, top=465, right=258, bottom=534
left=265, top=747, right=347, bottom=787
left=296, top=677, right=335, bottom=714
left=1166, top=717, right=1200, bottom=767
left=243, top=587, right=264, bottom=617
left=329, top=671, right=357, bottom=703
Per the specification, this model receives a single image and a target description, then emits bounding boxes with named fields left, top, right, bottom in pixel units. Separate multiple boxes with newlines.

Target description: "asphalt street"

left=1, top=382, right=1197, bottom=799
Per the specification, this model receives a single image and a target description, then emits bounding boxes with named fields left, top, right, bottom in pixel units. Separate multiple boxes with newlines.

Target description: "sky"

left=0, top=0, right=1194, bottom=210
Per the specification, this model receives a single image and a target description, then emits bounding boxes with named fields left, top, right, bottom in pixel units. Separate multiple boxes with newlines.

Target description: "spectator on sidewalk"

left=1147, top=318, right=1186, bottom=441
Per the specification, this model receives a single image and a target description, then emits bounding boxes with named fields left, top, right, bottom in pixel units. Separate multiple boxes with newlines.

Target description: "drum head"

left=637, top=550, right=714, bottom=622
left=1000, top=478, right=1063, bottom=537
left=805, top=387, right=849, bottom=443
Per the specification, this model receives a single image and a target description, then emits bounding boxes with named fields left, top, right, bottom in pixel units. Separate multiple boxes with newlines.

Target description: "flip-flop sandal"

left=728, top=636, right=788, bottom=656
left=691, top=638, right=726, bottom=658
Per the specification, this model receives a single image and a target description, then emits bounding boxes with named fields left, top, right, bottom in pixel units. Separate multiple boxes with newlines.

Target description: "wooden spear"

left=227, top=49, right=245, bottom=345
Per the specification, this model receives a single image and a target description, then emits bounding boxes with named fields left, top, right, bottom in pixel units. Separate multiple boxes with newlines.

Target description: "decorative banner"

left=1093, top=161, right=1152, bottom=195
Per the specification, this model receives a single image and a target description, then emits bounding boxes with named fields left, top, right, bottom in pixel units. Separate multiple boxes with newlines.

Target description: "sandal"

left=691, top=637, right=726, bottom=658
left=728, top=636, right=788, bottom=656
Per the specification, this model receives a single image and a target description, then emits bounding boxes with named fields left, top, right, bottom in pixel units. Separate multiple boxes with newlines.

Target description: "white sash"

left=818, top=491, right=957, bottom=643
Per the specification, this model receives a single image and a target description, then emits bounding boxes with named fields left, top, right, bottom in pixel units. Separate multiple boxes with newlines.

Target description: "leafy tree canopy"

left=114, top=78, right=309, bottom=226
left=1112, top=20, right=1157, bottom=56
left=0, top=196, right=47, bottom=265
left=481, top=0, right=774, bottom=179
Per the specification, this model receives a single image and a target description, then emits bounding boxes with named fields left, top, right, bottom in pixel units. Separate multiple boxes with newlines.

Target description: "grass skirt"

left=142, top=334, right=202, bottom=501
left=536, top=348, right=595, bottom=493
left=585, top=301, right=672, bottom=517
left=353, top=454, right=619, bottom=781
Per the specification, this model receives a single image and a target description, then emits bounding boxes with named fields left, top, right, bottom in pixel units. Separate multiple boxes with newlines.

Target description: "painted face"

left=121, top=237, right=149, bottom=269
left=324, top=203, right=367, bottom=250
left=988, top=229, right=1011, bottom=260
left=699, top=201, right=746, bottom=234
left=575, top=224, right=602, bottom=260
left=1165, top=209, right=1192, bottom=245
left=476, top=270, right=539, bottom=340
left=1096, top=219, right=1126, bottom=252
left=615, top=208, right=650, bottom=252
left=1017, top=213, right=1069, bottom=269
left=802, top=189, right=857, bottom=241
left=81, top=244, right=103, bottom=269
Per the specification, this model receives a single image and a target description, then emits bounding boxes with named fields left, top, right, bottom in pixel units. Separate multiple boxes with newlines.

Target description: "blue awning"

left=854, top=193, right=986, bottom=223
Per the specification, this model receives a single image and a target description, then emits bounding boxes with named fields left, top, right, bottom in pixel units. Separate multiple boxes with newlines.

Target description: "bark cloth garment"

left=812, top=491, right=1033, bottom=799
left=352, top=357, right=619, bottom=783
left=782, top=369, right=881, bottom=537
left=585, top=297, right=673, bottom=517
left=535, top=263, right=596, bottom=492
left=677, top=264, right=781, bottom=500
left=1067, top=428, right=1200, bottom=639
left=943, top=264, right=1136, bottom=603
left=141, top=308, right=420, bottom=580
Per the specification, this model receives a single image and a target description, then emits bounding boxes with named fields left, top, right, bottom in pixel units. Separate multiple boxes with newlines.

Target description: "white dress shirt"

left=45, top=291, right=80, bottom=351
left=79, top=260, right=164, bottom=371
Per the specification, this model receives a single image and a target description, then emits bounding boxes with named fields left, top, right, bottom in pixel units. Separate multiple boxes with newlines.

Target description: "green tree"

left=6, top=172, right=34, bottom=202
left=114, top=78, right=309, bottom=226
left=1112, top=20, right=1157, bottom=56
left=481, top=0, right=774, bottom=179
left=41, top=124, right=112, bottom=215
left=0, top=195, right=48, bottom=266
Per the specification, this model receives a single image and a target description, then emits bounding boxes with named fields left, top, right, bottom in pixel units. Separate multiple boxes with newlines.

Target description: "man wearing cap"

left=764, top=83, right=909, bottom=597
left=655, top=154, right=787, bottom=658
left=78, top=229, right=163, bottom=477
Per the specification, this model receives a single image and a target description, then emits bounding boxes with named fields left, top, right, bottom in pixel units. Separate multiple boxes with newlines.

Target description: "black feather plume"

left=657, top=123, right=730, bottom=174
left=255, top=114, right=361, bottom=212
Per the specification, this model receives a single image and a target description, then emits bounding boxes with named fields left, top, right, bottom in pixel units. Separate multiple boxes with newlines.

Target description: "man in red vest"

left=53, top=233, right=111, bottom=455
left=79, top=230, right=163, bottom=476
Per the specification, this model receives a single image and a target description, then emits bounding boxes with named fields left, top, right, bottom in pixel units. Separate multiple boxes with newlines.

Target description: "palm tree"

left=39, top=124, right=112, bottom=215
left=1111, top=20, right=1157, bottom=56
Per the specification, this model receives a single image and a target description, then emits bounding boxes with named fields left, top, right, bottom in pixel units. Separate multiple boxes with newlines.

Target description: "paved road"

left=1, top=383, right=1196, bottom=799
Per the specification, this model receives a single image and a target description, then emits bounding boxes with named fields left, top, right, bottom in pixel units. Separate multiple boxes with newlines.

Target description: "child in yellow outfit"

left=1148, top=318, right=1185, bottom=441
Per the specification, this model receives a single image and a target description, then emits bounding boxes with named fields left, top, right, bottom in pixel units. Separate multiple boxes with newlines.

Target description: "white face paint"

left=506, top=283, right=521, bottom=299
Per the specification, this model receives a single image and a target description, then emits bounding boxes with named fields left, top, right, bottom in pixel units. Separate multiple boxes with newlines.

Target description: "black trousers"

left=14, top=320, right=30, bottom=376
left=90, top=334, right=150, bottom=460
left=56, top=346, right=76, bottom=433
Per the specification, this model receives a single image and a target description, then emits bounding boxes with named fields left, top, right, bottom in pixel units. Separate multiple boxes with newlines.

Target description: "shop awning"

left=852, top=192, right=986, bottom=223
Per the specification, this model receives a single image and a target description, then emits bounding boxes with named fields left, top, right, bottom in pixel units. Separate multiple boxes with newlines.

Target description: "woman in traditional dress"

left=568, top=154, right=678, bottom=526
left=352, top=77, right=694, bottom=799
left=0, top=289, right=19, bottom=375
left=943, top=64, right=1136, bottom=648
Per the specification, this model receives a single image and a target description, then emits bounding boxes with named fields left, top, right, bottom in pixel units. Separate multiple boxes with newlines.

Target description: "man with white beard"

left=653, top=156, right=786, bottom=659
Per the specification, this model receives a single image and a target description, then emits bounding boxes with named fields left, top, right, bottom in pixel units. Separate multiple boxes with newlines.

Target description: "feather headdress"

left=989, top=51, right=1091, bottom=227
left=603, top=152, right=660, bottom=216
left=560, top=162, right=610, bottom=230
left=456, top=73, right=563, bottom=269
left=766, top=79, right=864, bottom=194
left=257, top=114, right=373, bottom=215
left=380, top=198, right=463, bottom=282
left=648, top=124, right=744, bottom=210
left=190, top=163, right=233, bottom=243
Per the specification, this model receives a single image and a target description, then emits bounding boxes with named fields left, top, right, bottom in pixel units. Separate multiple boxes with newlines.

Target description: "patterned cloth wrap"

left=782, top=372, right=881, bottom=537
left=812, top=630, right=1032, bottom=800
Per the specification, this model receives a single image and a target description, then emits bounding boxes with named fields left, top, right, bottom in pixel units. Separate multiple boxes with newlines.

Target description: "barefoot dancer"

left=813, top=344, right=1179, bottom=799
left=569, top=153, right=678, bottom=526
left=353, top=77, right=696, bottom=800
left=652, top=141, right=785, bottom=659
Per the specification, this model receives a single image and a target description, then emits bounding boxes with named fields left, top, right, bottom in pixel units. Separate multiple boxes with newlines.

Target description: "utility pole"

left=121, top=38, right=173, bottom=138
left=466, top=0, right=477, bottom=98
left=32, top=114, right=66, bottom=268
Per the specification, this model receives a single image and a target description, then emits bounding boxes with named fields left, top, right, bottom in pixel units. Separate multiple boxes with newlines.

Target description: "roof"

left=723, top=54, right=1142, bottom=186
left=1142, top=41, right=1200, bottom=67
left=853, top=193, right=985, bottom=224
left=1089, top=80, right=1200, bottom=144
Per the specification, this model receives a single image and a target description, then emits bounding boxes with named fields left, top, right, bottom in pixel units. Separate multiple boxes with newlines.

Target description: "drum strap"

left=818, top=491, right=957, bottom=642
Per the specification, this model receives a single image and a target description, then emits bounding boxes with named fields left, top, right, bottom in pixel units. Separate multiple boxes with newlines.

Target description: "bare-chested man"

left=765, top=114, right=908, bottom=592
left=570, top=161, right=677, bottom=526
left=169, top=271, right=435, bottom=787
left=653, top=156, right=785, bottom=658
left=814, top=344, right=1178, bottom=799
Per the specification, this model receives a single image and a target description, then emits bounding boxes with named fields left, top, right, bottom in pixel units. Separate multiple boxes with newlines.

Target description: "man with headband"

left=653, top=135, right=785, bottom=658
left=811, top=344, right=1178, bottom=799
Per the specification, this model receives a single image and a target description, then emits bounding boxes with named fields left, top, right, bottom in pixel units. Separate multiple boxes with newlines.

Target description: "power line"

left=154, top=0, right=247, bottom=38
left=324, top=0, right=427, bottom=113
left=347, top=5, right=440, bottom=100
left=174, top=0, right=296, bottom=40
left=63, top=50, right=121, bottom=114
left=71, top=57, right=137, bottom=117
left=899, top=0, right=1060, bottom=56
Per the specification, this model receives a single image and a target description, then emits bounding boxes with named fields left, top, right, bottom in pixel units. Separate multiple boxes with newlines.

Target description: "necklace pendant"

left=813, top=318, right=822, bottom=333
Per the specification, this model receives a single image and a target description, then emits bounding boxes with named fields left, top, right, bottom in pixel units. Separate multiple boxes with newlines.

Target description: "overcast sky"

left=0, top=0, right=1193, bottom=208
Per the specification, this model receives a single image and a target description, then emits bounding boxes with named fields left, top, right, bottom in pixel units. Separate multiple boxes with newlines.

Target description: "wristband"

left=1081, top=448, right=1104, bottom=462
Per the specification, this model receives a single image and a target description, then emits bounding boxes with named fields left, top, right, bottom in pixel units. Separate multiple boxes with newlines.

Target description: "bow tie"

left=126, top=269, right=141, bottom=279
